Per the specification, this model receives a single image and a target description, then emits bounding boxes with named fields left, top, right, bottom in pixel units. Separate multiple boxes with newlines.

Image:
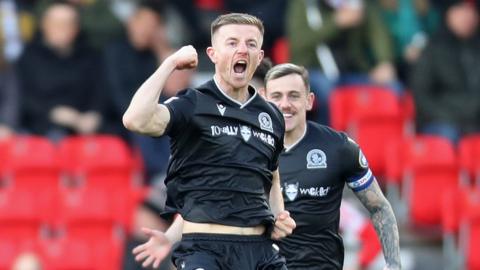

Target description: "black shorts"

left=172, top=233, right=288, bottom=270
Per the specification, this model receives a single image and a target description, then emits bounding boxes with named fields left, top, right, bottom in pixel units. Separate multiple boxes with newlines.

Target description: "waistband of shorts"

left=181, top=232, right=271, bottom=243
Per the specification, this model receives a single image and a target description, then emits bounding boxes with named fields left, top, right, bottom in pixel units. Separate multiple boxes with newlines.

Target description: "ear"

left=257, top=50, right=264, bottom=65
left=206, top=46, right=216, bottom=64
left=306, top=92, right=315, bottom=111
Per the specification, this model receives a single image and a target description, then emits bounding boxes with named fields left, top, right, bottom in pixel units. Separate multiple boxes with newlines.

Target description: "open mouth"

left=233, top=60, right=247, bottom=74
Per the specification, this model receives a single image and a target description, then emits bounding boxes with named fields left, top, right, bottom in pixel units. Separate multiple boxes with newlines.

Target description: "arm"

left=122, top=45, right=198, bottom=136
left=354, top=180, right=401, bottom=270
left=270, top=169, right=296, bottom=240
left=133, top=215, right=184, bottom=269
left=269, top=169, right=285, bottom=216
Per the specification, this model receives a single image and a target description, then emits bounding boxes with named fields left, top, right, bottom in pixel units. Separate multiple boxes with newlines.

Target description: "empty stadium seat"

left=442, top=187, right=480, bottom=270
left=458, top=134, right=480, bottom=186
left=387, top=135, right=460, bottom=227
left=57, top=135, right=142, bottom=228
left=0, top=135, right=60, bottom=223
left=329, top=85, right=407, bottom=178
left=41, top=223, right=125, bottom=270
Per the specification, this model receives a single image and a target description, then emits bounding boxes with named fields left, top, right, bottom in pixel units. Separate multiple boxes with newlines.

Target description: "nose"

left=237, top=42, right=248, bottom=53
left=278, top=96, right=291, bottom=111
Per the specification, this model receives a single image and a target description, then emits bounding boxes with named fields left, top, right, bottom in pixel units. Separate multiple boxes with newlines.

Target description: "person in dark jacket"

left=17, top=1, right=105, bottom=139
left=410, top=0, right=480, bottom=143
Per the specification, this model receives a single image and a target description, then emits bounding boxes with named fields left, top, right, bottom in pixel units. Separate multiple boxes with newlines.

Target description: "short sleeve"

left=341, top=135, right=374, bottom=192
left=163, top=88, right=197, bottom=137
left=268, top=102, right=285, bottom=171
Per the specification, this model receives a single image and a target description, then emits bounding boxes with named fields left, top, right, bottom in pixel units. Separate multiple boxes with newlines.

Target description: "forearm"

left=356, top=181, right=401, bottom=269
left=165, top=215, right=184, bottom=244
left=371, top=200, right=401, bottom=269
left=122, top=57, right=176, bottom=135
left=269, top=170, right=285, bottom=217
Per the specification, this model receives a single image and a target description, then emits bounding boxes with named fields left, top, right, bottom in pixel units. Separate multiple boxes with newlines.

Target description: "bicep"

left=142, top=104, right=171, bottom=137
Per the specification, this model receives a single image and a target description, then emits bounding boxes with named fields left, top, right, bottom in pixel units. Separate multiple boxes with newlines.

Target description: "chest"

left=279, top=144, right=344, bottom=201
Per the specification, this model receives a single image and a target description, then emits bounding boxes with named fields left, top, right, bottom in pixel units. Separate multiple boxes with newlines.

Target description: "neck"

left=284, top=122, right=307, bottom=149
left=214, top=75, right=250, bottom=104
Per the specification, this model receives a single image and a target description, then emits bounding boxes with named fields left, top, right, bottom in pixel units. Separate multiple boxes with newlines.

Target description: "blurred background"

left=1, top=0, right=480, bottom=269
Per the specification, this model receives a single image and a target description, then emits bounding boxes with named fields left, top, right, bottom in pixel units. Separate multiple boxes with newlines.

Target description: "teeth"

left=237, top=60, right=247, bottom=64
left=283, top=113, right=293, bottom=117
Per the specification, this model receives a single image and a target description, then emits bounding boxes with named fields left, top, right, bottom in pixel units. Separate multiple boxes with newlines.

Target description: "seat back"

left=400, top=136, right=459, bottom=227
left=329, top=85, right=405, bottom=176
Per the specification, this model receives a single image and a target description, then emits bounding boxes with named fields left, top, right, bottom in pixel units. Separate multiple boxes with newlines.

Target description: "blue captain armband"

left=347, top=169, right=374, bottom=192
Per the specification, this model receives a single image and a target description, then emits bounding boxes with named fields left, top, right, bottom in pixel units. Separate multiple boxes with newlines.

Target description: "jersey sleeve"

left=163, top=88, right=196, bottom=137
left=268, top=102, right=285, bottom=171
left=341, top=134, right=375, bottom=192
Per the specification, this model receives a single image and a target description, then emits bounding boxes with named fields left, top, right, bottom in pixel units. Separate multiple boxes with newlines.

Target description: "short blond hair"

left=265, top=63, right=311, bottom=92
left=211, top=13, right=264, bottom=38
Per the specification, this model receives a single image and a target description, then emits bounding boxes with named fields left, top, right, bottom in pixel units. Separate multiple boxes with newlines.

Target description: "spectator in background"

left=0, top=63, right=18, bottom=139
left=17, top=1, right=105, bottom=140
left=410, top=0, right=480, bottom=144
left=379, top=0, right=440, bottom=82
left=35, top=0, right=124, bottom=50
left=0, top=0, right=35, bottom=139
left=287, top=0, right=398, bottom=125
left=104, top=0, right=193, bottom=183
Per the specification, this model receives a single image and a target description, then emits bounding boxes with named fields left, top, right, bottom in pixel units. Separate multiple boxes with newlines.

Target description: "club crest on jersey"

left=258, top=112, right=273, bottom=132
left=240, top=125, right=251, bottom=142
left=216, top=103, right=226, bottom=116
left=306, top=149, right=327, bottom=169
left=284, top=182, right=299, bottom=201
left=359, top=150, right=369, bottom=168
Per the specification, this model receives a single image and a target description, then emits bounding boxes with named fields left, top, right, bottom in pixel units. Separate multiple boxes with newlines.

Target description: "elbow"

left=122, top=112, right=140, bottom=132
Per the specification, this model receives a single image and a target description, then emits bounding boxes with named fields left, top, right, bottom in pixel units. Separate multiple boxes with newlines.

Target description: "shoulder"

left=307, top=121, right=346, bottom=142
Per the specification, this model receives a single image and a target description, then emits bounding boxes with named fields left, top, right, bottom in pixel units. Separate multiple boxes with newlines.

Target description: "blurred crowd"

left=1, top=0, right=480, bottom=269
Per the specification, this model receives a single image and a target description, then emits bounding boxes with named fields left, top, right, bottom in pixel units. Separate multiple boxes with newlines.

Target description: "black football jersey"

left=277, top=121, right=373, bottom=269
left=162, top=79, right=285, bottom=228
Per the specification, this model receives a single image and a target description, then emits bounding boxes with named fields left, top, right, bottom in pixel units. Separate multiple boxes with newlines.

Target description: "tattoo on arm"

left=355, top=180, right=402, bottom=269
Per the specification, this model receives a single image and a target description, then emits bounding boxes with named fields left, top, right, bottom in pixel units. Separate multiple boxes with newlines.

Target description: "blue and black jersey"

left=162, top=78, right=285, bottom=229
left=278, top=121, right=373, bottom=270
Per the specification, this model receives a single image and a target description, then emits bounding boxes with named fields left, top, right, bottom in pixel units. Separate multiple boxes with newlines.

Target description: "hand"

left=171, top=45, right=198, bottom=70
left=133, top=227, right=172, bottom=269
left=271, top=210, right=296, bottom=240
left=369, top=62, right=396, bottom=85
left=49, top=105, right=80, bottom=127
left=74, top=112, right=101, bottom=134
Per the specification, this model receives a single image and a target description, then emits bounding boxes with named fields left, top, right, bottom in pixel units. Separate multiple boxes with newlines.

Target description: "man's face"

left=207, top=24, right=264, bottom=90
left=265, top=74, right=314, bottom=134
left=447, top=3, right=479, bottom=39
left=42, top=5, right=79, bottom=50
left=127, top=8, right=163, bottom=50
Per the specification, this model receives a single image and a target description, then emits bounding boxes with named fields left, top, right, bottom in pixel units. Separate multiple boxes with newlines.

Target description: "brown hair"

left=265, top=63, right=310, bottom=92
left=211, top=13, right=264, bottom=38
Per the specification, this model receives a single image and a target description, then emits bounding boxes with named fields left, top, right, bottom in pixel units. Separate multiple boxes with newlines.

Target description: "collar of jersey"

left=213, top=75, right=258, bottom=108
left=284, top=123, right=308, bottom=153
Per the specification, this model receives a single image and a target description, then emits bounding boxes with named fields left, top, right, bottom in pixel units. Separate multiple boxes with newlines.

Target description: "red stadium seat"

left=0, top=136, right=60, bottom=223
left=40, top=221, right=125, bottom=270
left=57, top=135, right=141, bottom=228
left=388, top=135, right=460, bottom=228
left=0, top=223, right=43, bottom=270
left=42, top=223, right=125, bottom=270
left=458, top=134, right=480, bottom=186
left=329, top=85, right=406, bottom=178
left=442, top=187, right=480, bottom=270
